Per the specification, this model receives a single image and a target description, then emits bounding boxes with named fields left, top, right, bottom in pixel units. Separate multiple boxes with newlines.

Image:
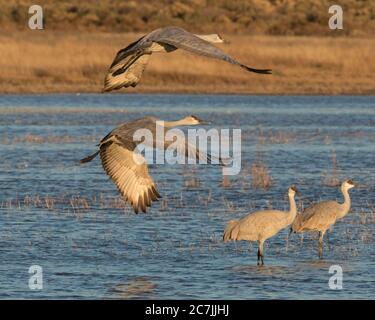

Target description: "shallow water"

left=0, top=94, right=374, bottom=299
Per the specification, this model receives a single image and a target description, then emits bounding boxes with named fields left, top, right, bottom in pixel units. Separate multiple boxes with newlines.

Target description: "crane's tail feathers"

left=205, top=153, right=232, bottom=167
left=241, top=64, right=272, bottom=74
left=219, top=156, right=233, bottom=167
left=223, top=219, right=239, bottom=242
left=80, top=151, right=100, bottom=163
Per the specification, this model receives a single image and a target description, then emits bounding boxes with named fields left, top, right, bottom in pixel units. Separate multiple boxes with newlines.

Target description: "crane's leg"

left=288, top=227, right=293, bottom=238
left=286, top=228, right=292, bottom=251
left=257, top=248, right=261, bottom=265
left=258, top=241, right=264, bottom=265
left=318, top=231, right=325, bottom=259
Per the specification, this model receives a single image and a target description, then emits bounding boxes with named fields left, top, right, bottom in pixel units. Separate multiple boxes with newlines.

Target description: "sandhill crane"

left=223, top=186, right=298, bottom=265
left=103, top=26, right=272, bottom=92
left=290, top=180, right=355, bottom=259
left=80, top=115, right=221, bottom=214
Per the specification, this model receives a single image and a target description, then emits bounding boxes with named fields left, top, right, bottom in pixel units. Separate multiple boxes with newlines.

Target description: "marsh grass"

left=221, top=174, right=231, bottom=188
left=251, top=137, right=272, bottom=190
left=183, top=166, right=201, bottom=189
left=4, top=134, right=97, bottom=144
left=1, top=194, right=134, bottom=215
left=184, top=177, right=201, bottom=188
left=251, top=163, right=271, bottom=190
left=197, top=190, right=212, bottom=207
left=1, top=32, right=374, bottom=94
left=223, top=198, right=236, bottom=213
left=322, top=150, right=341, bottom=187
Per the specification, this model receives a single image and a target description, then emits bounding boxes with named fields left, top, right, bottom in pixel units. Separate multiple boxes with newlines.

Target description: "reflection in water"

left=109, top=277, right=157, bottom=299
left=233, top=264, right=290, bottom=275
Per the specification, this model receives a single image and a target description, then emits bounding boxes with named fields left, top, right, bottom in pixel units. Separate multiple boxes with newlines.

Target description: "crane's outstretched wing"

left=103, top=35, right=154, bottom=92
left=163, top=130, right=230, bottom=165
left=99, top=135, right=161, bottom=213
left=153, top=27, right=272, bottom=74
left=103, top=52, right=151, bottom=92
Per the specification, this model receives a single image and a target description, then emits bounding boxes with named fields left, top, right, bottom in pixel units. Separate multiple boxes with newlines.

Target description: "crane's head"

left=343, top=179, right=355, bottom=190
left=288, top=185, right=299, bottom=197
left=184, top=115, right=210, bottom=125
left=195, top=33, right=225, bottom=44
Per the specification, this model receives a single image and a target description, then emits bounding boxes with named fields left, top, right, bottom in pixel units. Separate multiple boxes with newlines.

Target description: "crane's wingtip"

left=242, top=65, right=272, bottom=74
left=250, top=68, right=272, bottom=75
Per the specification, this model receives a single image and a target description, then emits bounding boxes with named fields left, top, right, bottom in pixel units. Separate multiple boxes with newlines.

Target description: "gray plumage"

left=290, top=180, right=355, bottom=258
left=103, top=26, right=272, bottom=92
left=80, top=115, right=221, bottom=214
left=224, top=186, right=298, bottom=265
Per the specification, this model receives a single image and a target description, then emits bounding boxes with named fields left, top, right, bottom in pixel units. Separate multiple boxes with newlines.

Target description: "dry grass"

left=184, top=177, right=201, bottom=188
left=1, top=31, right=375, bottom=94
left=1, top=194, right=133, bottom=215
left=2, top=134, right=97, bottom=144
left=223, top=197, right=236, bottom=213
left=251, top=163, right=272, bottom=190
left=251, top=136, right=272, bottom=190
left=221, top=174, right=231, bottom=188
left=322, top=150, right=341, bottom=186
left=182, top=167, right=201, bottom=188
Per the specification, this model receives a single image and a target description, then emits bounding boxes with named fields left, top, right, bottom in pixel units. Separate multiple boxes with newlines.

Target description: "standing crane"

left=290, top=180, right=355, bottom=258
left=224, top=186, right=298, bottom=265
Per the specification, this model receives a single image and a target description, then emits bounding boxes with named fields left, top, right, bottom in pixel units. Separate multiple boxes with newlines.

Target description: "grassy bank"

left=1, top=31, right=374, bottom=94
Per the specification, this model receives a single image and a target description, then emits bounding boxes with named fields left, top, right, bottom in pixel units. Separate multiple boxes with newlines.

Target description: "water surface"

left=0, top=94, right=374, bottom=299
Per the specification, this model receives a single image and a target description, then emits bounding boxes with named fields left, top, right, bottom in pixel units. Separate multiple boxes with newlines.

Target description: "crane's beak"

left=190, top=115, right=210, bottom=125
left=193, top=116, right=210, bottom=125
left=199, top=120, right=211, bottom=125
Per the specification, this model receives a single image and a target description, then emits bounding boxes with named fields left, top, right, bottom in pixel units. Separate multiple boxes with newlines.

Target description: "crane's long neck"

left=163, top=118, right=193, bottom=128
left=339, top=187, right=351, bottom=219
left=287, top=194, right=297, bottom=224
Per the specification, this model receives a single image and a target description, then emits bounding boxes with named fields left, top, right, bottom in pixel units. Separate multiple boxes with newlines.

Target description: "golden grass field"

left=1, top=31, right=374, bottom=94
